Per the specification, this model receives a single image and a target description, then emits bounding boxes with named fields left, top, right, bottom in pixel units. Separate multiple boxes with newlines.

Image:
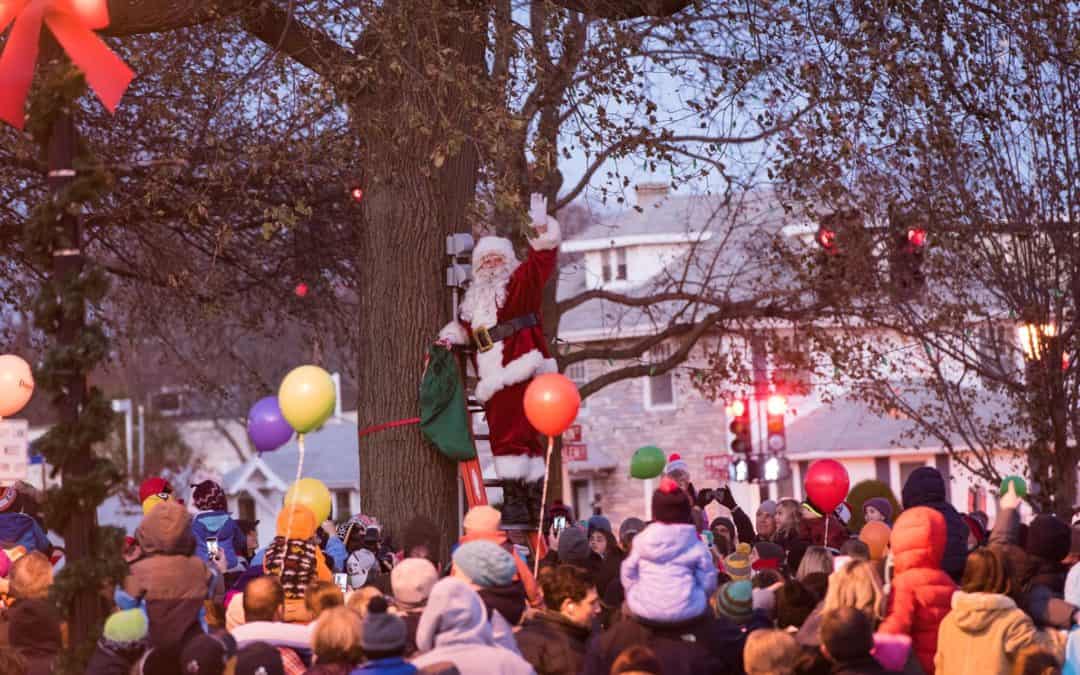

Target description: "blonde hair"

left=312, top=606, right=363, bottom=665
left=10, top=551, right=52, bottom=600
left=775, top=499, right=803, bottom=538
left=744, top=629, right=799, bottom=675
left=346, top=586, right=383, bottom=618
left=305, top=580, right=344, bottom=618
left=824, top=559, right=886, bottom=624
left=796, top=546, right=834, bottom=581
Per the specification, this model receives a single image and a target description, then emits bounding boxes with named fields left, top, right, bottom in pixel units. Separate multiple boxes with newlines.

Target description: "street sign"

left=0, top=420, right=29, bottom=485
left=563, top=425, right=583, bottom=443
left=563, top=444, right=588, bottom=462
left=704, top=454, right=730, bottom=480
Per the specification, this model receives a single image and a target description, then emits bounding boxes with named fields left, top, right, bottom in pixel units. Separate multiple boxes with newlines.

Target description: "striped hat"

left=712, top=580, right=753, bottom=624
left=724, top=543, right=752, bottom=581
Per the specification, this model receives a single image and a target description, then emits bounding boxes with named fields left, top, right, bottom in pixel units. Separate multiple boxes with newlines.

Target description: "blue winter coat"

left=0, top=512, right=50, bottom=553
left=351, top=657, right=418, bottom=674
left=191, top=511, right=245, bottom=569
left=901, top=466, right=968, bottom=582
left=620, top=522, right=717, bottom=624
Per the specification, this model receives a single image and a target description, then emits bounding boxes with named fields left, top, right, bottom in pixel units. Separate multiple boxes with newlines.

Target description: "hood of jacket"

left=135, top=501, right=195, bottom=556
left=890, top=506, right=946, bottom=574
left=949, top=591, right=1020, bottom=632
left=478, top=580, right=527, bottom=626
left=8, top=598, right=63, bottom=655
left=416, top=577, right=495, bottom=651
left=629, top=522, right=702, bottom=564
left=192, top=511, right=235, bottom=538
left=275, top=504, right=317, bottom=540
left=901, top=466, right=946, bottom=508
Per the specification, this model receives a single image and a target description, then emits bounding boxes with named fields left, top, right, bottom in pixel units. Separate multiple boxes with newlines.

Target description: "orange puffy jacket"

left=879, top=506, right=957, bottom=675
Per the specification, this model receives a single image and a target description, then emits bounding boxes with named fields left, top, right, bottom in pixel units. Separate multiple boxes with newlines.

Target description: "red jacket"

left=879, top=506, right=956, bottom=675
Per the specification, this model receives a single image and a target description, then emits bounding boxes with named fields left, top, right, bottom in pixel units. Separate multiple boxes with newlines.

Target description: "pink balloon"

left=804, top=459, right=850, bottom=513
left=0, top=355, right=33, bottom=418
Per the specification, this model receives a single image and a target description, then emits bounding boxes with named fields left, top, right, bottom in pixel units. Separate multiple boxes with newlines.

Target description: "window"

left=975, top=322, right=1014, bottom=383
left=566, top=362, right=588, bottom=412
left=645, top=345, right=676, bottom=409
left=899, top=461, right=927, bottom=489
left=237, top=495, right=256, bottom=523
left=335, top=490, right=352, bottom=521
left=601, top=248, right=628, bottom=283
left=967, top=486, right=987, bottom=513
left=773, top=334, right=813, bottom=395
left=572, top=479, right=592, bottom=521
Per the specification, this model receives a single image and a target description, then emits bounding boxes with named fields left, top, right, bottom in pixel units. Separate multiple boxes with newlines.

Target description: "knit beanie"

left=452, top=540, right=516, bottom=588
left=103, top=609, right=148, bottom=645
left=463, top=505, right=502, bottom=534
left=587, top=515, right=612, bottom=535
left=665, top=453, right=689, bottom=476
left=711, top=580, right=753, bottom=625
left=752, top=540, right=785, bottom=571
left=191, top=480, right=228, bottom=512
left=863, top=498, right=893, bottom=524
left=775, top=579, right=818, bottom=629
left=724, top=543, right=752, bottom=581
left=652, top=478, right=692, bottom=524
left=138, top=477, right=171, bottom=504
left=557, top=526, right=590, bottom=566
left=391, top=558, right=439, bottom=610
left=361, top=596, right=407, bottom=653
left=180, top=632, right=237, bottom=675
left=1026, top=514, right=1071, bottom=563
left=234, top=642, right=284, bottom=675
left=141, top=493, right=168, bottom=516
left=710, top=517, right=736, bottom=540
left=757, top=499, right=778, bottom=516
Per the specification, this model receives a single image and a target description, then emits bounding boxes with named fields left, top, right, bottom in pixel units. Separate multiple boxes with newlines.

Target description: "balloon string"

left=280, top=433, right=307, bottom=583
left=534, top=435, right=555, bottom=580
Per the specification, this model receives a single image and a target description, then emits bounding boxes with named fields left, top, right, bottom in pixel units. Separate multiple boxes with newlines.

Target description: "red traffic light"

left=816, top=227, right=837, bottom=252
left=350, top=187, right=364, bottom=203
left=907, top=227, right=927, bottom=248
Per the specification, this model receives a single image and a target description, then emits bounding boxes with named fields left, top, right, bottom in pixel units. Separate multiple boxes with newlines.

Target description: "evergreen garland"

left=22, top=64, right=128, bottom=671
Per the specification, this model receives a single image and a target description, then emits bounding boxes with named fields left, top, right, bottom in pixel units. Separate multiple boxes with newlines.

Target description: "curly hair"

left=537, top=564, right=594, bottom=611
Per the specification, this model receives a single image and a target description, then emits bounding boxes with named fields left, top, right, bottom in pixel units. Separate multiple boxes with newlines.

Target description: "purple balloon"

left=247, top=396, right=294, bottom=453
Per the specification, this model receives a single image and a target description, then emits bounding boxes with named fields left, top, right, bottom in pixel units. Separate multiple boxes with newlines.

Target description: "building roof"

left=784, top=389, right=1023, bottom=457
left=557, top=189, right=801, bottom=339
left=223, top=420, right=360, bottom=492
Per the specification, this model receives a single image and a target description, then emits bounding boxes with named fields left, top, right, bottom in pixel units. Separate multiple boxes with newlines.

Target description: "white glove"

left=529, top=193, right=548, bottom=226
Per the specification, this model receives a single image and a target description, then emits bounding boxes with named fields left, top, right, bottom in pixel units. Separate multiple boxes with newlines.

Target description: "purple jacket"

left=621, top=523, right=717, bottom=624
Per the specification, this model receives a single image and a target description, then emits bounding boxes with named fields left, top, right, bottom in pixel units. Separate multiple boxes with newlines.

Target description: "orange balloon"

left=524, top=373, right=581, bottom=436
left=859, top=520, right=891, bottom=561
left=0, top=355, right=33, bottom=418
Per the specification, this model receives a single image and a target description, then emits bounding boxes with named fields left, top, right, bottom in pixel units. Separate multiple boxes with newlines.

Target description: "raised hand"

left=1000, top=480, right=1022, bottom=511
left=529, top=193, right=548, bottom=227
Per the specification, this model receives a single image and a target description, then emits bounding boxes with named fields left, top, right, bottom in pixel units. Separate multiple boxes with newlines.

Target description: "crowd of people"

left=0, top=462, right=1079, bottom=675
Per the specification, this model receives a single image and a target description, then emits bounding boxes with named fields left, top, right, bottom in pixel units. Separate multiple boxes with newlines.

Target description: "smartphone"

left=334, top=573, right=349, bottom=594
left=206, top=537, right=219, bottom=558
left=701, top=530, right=715, bottom=548
left=553, top=515, right=567, bottom=535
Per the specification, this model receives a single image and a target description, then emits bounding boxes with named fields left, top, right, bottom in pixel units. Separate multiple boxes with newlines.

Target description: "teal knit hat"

left=103, top=609, right=148, bottom=645
left=711, top=580, right=753, bottom=625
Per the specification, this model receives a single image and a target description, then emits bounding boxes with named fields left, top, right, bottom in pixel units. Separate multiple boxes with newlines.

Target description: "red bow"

left=0, top=0, right=134, bottom=129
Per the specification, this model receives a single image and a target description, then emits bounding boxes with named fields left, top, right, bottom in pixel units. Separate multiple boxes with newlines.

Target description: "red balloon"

left=804, top=459, right=850, bottom=513
left=524, top=374, right=581, bottom=437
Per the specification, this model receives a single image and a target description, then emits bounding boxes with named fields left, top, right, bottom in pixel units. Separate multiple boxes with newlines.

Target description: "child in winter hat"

left=360, top=596, right=413, bottom=667
left=85, top=609, right=152, bottom=674
left=190, top=479, right=246, bottom=571
left=620, top=478, right=717, bottom=624
left=725, top=543, right=753, bottom=582
left=863, top=498, right=893, bottom=525
left=711, top=579, right=753, bottom=625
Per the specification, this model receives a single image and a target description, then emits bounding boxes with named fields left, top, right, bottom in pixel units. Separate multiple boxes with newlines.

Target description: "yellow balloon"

left=0, top=354, right=34, bottom=418
left=142, top=494, right=168, bottom=515
left=278, top=365, right=336, bottom=434
left=284, top=478, right=332, bottom=524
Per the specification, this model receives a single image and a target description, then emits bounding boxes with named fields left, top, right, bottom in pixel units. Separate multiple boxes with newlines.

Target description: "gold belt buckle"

left=474, top=326, right=495, bottom=353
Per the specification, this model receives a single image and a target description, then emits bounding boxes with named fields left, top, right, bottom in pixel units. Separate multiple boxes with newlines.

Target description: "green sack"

left=419, top=346, right=477, bottom=462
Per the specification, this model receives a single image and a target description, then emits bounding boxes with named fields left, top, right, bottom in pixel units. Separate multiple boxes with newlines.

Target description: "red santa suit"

left=440, top=210, right=560, bottom=482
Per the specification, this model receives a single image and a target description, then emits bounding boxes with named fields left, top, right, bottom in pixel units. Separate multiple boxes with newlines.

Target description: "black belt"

left=474, top=313, right=540, bottom=353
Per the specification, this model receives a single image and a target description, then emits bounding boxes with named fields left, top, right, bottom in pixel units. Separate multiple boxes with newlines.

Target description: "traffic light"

left=727, top=398, right=752, bottom=455
left=765, top=394, right=787, bottom=453
left=889, top=208, right=928, bottom=295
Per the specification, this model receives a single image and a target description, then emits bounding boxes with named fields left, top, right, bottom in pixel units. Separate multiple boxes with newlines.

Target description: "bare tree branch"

left=547, top=0, right=696, bottom=20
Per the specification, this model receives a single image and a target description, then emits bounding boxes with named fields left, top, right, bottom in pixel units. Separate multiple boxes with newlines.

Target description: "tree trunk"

left=353, top=1, right=484, bottom=562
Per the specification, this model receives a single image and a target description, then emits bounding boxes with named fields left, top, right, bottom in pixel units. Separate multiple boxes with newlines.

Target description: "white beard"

left=460, top=265, right=514, bottom=328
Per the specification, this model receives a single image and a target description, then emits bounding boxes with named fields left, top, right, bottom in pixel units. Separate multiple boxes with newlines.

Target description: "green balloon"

left=630, top=446, right=666, bottom=479
left=1000, top=475, right=1027, bottom=498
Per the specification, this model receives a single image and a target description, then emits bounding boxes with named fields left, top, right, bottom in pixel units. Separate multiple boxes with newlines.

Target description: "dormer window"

left=602, top=248, right=628, bottom=282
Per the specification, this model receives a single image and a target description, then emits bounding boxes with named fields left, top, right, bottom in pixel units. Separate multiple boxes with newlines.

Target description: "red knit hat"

left=651, top=478, right=692, bottom=524
left=139, top=477, right=172, bottom=504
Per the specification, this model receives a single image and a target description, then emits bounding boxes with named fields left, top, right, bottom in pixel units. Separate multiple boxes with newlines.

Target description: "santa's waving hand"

left=439, top=194, right=561, bottom=526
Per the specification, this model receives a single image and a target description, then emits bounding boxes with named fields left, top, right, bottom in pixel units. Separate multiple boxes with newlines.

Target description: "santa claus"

left=440, top=194, right=560, bottom=526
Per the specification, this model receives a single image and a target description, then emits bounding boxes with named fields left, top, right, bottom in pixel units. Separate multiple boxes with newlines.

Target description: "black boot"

left=500, top=480, right=530, bottom=528
left=526, top=479, right=545, bottom=530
